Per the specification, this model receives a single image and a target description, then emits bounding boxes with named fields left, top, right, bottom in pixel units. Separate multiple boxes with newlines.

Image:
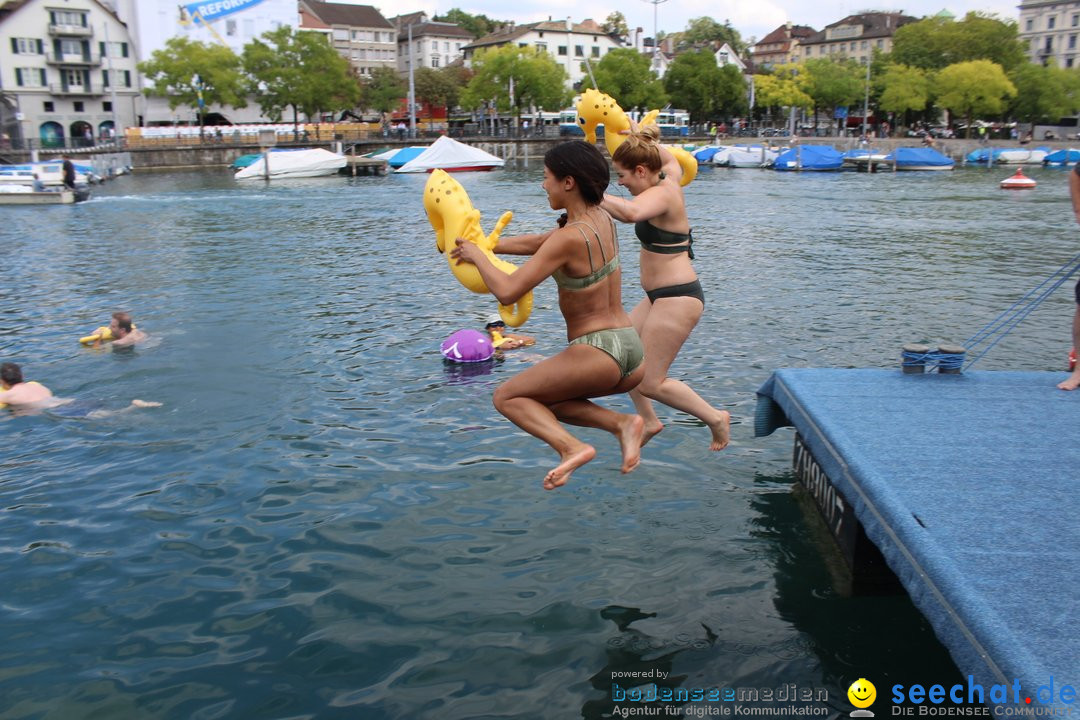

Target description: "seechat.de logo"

left=849, top=678, right=877, bottom=718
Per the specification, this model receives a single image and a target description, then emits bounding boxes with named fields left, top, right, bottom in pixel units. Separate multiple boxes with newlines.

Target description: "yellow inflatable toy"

left=424, top=169, right=533, bottom=327
left=575, top=88, right=697, bottom=186
left=79, top=324, right=134, bottom=345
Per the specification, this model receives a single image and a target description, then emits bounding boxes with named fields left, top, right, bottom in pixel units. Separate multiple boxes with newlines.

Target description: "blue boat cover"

left=965, top=148, right=1003, bottom=164
left=1044, top=148, right=1080, bottom=166
left=694, top=146, right=721, bottom=162
left=387, top=146, right=427, bottom=168
left=756, top=368, right=1080, bottom=709
left=888, top=147, right=954, bottom=168
left=773, top=144, right=844, bottom=171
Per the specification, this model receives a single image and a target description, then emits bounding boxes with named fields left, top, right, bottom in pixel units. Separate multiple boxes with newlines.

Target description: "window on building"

left=1049, top=16, right=1057, bottom=29
left=536, top=42, right=547, bottom=53
left=333, top=29, right=348, bottom=41
left=444, top=42, right=449, bottom=52
left=518, top=42, right=528, bottom=48
left=50, top=10, right=87, bottom=27
left=103, top=101, right=112, bottom=111
left=455, top=43, right=461, bottom=51
left=861, top=40, right=868, bottom=49
left=102, top=69, right=109, bottom=87
left=99, top=41, right=127, bottom=58
left=1046, top=36, right=1054, bottom=52
left=1069, top=58, right=1076, bottom=67
left=73, top=101, right=84, bottom=112
left=1071, top=34, right=1078, bottom=49
left=62, top=68, right=85, bottom=88
left=1074, top=14, right=1079, bottom=26
left=431, top=56, right=440, bottom=67
left=592, top=46, right=600, bottom=57
left=876, top=39, right=884, bottom=48
left=574, top=44, right=584, bottom=56
left=226, top=19, right=237, bottom=36
left=431, top=40, right=438, bottom=50
left=60, top=38, right=83, bottom=56
left=44, top=101, right=54, bottom=112
left=15, top=68, right=47, bottom=87
left=1026, top=18, right=1034, bottom=31
left=12, top=38, right=43, bottom=54
left=558, top=45, right=567, bottom=55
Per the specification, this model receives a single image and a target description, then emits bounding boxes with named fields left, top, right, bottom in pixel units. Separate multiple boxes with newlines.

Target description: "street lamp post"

left=642, top=0, right=669, bottom=71
left=861, top=58, right=871, bottom=140
left=407, top=23, right=416, bottom=139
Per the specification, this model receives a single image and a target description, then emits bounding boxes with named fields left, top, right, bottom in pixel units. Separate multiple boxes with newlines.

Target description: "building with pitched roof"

left=798, top=12, right=917, bottom=65
left=751, top=22, right=816, bottom=70
left=462, top=17, right=624, bottom=89
left=0, top=0, right=140, bottom=148
left=389, top=12, right=474, bottom=72
left=301, top=1, right=395, bottom=79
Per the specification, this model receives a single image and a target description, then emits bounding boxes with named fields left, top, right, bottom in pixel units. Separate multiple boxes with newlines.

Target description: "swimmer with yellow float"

left=79, top=311, right=147, bottom=347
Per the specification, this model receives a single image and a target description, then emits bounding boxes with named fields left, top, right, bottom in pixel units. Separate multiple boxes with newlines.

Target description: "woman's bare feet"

left=543, top=444, right=596, bottom=490
left=1058, top=372, right=1080, bottom=390
left=708, top=410, right=731, bottom=451
left=616, top=415, right=644, bottom=473
left=639, top=421, right=664, bottom=447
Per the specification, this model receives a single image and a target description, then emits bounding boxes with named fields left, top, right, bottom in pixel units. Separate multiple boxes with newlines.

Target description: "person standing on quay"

left=1058, top=164, right=1080, bottom=390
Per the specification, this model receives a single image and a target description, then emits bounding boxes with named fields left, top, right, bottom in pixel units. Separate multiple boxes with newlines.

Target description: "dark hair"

left=1, top=362, right=23, bottom=386
left=112, top=311, right=133, bottom=332
left=544, top=140, right=609, bottom=205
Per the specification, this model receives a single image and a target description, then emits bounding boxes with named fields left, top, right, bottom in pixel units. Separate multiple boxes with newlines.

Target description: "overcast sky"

left=344, top=0, right=1018, bottom=44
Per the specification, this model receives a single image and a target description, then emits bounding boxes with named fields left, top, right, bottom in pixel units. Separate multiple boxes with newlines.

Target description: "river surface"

left=0, top=161, right=1074, bottom=719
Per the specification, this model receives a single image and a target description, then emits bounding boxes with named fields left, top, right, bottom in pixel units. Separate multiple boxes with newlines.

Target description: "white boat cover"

left=395, top=136, right=504, bottom=173
left=235, top=148, right=346, bottom=179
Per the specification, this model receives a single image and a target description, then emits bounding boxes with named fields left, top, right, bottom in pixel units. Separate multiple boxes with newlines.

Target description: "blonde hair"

left=611, top=125, right=662, bottom=172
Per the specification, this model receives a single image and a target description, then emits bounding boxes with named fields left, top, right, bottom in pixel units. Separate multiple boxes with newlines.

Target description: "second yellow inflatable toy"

left=575, top=88, right=697, bottom=186
left=424, top=169, right=533, bottom=327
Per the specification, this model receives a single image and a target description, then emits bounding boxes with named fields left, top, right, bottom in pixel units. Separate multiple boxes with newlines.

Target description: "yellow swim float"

left=79, top=323, right=135, bottom=345
left=575, top=88, right=697, bottom=186
left=424, top=169, right=533, bottom=327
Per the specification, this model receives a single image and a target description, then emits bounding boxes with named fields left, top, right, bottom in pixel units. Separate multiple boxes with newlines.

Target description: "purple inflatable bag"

left=441, top=329, right=494, bottom=363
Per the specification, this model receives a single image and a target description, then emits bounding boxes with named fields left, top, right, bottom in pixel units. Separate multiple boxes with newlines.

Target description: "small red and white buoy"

left=1000, top=168, right=1037, bottom=189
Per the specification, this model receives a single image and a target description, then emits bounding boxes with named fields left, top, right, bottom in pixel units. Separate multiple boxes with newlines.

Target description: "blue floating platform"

left=755, top=368, right=1080, bottom=705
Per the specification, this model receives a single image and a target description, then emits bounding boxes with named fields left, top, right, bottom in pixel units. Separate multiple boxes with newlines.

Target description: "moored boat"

left=234, top=148, right=346, bottom=179
left=773, top=145, right=844, bottom=171
left=394, top=136, right=504, bottom=173
left=0, top=187, right=79, bottom=204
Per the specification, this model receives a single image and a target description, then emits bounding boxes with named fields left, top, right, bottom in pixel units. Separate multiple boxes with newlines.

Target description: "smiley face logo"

left=848, top=678, right=877, bottom=709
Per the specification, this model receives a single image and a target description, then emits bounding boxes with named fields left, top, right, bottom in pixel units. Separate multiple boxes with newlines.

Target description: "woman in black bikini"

left=601, top=125, right=731, bottom=451
left=451, top=140, right=646, bottom=489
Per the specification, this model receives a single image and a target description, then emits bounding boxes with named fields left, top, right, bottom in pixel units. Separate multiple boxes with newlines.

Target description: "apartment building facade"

left=799, top=12, right=917, bottom=65
left=390, top=12, right=473, bottom=73
left=0, top=0, right=140, bottom=148
left=1018, top=0, right=1080, bottom=67
left=462, top=18, right=623, bottom=89
left=301, top=1, right=395, bottom=79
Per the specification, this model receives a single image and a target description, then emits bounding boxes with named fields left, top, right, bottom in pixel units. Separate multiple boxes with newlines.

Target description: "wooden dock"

left=343, top=156, right=387, bottom=176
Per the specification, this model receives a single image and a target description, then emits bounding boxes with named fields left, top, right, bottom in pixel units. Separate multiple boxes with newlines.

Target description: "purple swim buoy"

left=440, top=329, right=494, bottom=363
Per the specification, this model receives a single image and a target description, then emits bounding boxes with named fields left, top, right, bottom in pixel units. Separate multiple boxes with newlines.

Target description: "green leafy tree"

left=603, top=12, right=629, bottom=38
left=414, top=67, right=463, bottom=117
left=664, top=49, right=746, bottom=120
left=460, top=45, right=570, bottom=119
left=138, top=37, right=247, bottom=121
left=592, top=48, right=668, bottom=111
left=1008, top=62, right=1080, bottom=124
left=934, top=60, right=1016, bottom=136
left=752, top=64, right=813, bottom=121
left=890, top=12, right=1026, bottom=72
left=363, top=67, right=406, bottom=115
left=242, top=26, right=360, bottom=132
left=800, top=57, right=864, bottom=130
left=680, top=16, right=746, bottom=56
left=875, top=64, right=932, bottom=123
left=434, top=9, right=498, bottom=38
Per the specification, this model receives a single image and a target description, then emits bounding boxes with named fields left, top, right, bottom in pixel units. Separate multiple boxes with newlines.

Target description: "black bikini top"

left=635, top=221, right=694, bottom=260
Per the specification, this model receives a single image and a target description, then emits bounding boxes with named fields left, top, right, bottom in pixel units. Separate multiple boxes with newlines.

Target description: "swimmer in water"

left=1, top=362, right=161, bottom=416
